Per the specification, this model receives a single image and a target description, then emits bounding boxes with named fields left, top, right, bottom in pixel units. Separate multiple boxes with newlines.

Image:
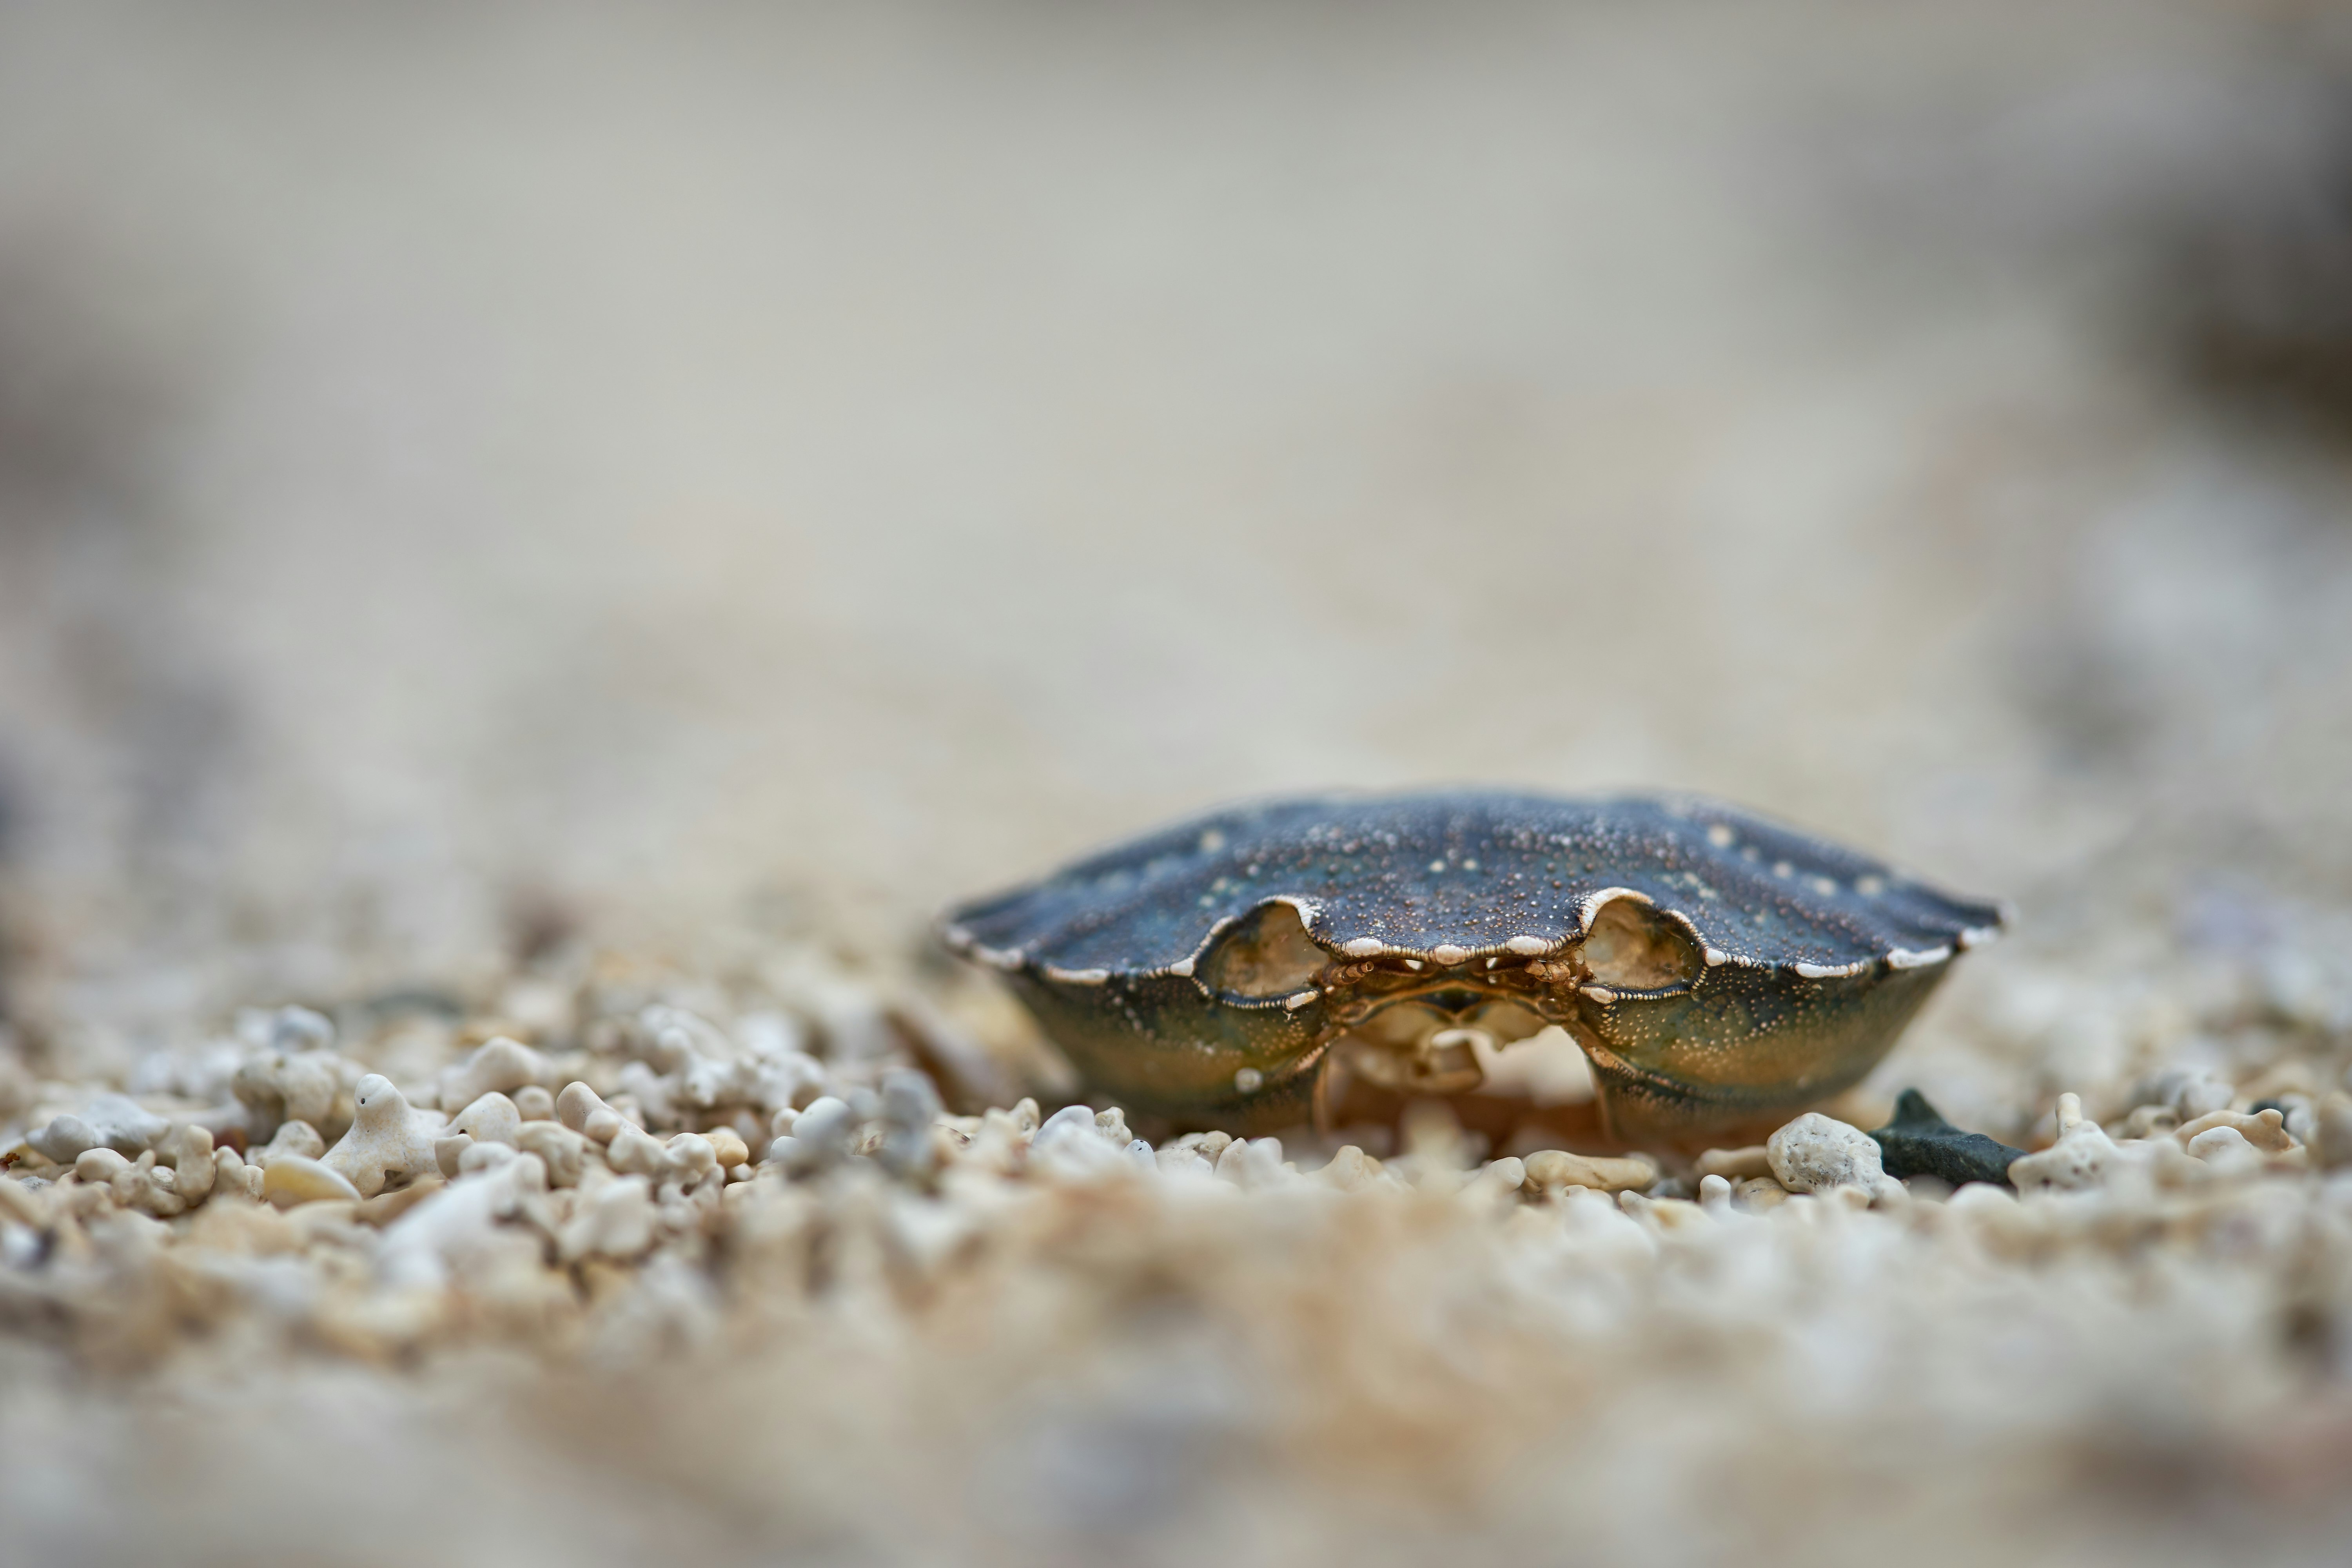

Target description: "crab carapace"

left=940, top=791, right=2005, bottom=1148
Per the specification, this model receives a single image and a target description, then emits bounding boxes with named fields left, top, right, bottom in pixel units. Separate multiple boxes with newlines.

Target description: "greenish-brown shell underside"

left=942, top=790, right=2004, bottom=982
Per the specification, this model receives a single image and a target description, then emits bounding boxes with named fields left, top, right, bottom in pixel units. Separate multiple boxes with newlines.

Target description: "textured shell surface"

left=944, top=789, right=2003, bottom=979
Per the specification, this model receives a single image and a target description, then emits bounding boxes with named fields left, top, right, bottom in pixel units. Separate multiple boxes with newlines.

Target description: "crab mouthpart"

left=1328, top=1028, right=1488, bottom=1097
left=1314, top=992, right=1553, bottom=1106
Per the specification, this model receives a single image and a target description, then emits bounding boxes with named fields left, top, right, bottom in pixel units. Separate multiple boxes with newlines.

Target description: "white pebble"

left=212, top=1145, right=259, bottom=1200
left=2141, top=1068, right=2234, bottom=1123
left=515, top=1121, right=588, bottom=1186
left=2185, top=1124, right=2263, bottom=1174
left=74, top=1147, right=132, bottom=1184
left=1029, top=1107, right=1132, bottom=1181
left=665, top=1132, right=719, bottom=1182
left=1766, top=1113, right=1896, bottom=1200
left=878, top=1069, right=944, bottom=1178
left=559, top=1175, right=658, bottom=1261
left=1522, top=1149, right=1661, bottom=1194
left=377, top=1150, right=550, bottom=1289
left=164, top=1124, right=216, bottom=1204
left=232, top=1049, right=358, bottom=1145
left=1157, top=1142, right=1217, bottom=1178
left=455, top=1140, right=522, bottom=1177
left=556, top=1080, right=632, bottom=1145
left=262, top=1155, right=363, bottom=1207
left=795, top=1095, right=858, bottom=1147
left=445, top=1092, right=522, bottom=1146
left=2009, top=1093, right=2123, bottom=1194
left=1459, top=1157, right=1526, bottom=1209
left=1316, top=1146, right=1381, bottom=1191
left=35, top=1095, right=169, bottom=1161
left=259, top=1120, right=326, bottom=1166
left=240, top=1004, right=332, bottom=1054
left=769, top=1095, right=857, bottom=1176
left=1215, top=1136, right=1287, bottom=1189
left=606, top=1123, right=677, bottom=1178
left=437, top=1037, right=553, bottom=1111
left=322, top=1075, right=446, bottom=1199
left=28, top=1114, right=100, bottom=1165
left=1033, top=1104, right=1100, bottom=1147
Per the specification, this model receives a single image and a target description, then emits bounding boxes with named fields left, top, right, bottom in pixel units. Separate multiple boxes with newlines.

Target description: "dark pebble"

left=1870, top=1089, right=2026, bottom=1189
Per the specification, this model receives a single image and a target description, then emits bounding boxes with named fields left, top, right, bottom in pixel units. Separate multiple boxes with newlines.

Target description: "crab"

left=940, top=790, right=2006, bottom=1147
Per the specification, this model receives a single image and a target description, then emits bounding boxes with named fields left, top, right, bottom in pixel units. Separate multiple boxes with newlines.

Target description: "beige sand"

left=4, top=3, right=2352, bottom=1563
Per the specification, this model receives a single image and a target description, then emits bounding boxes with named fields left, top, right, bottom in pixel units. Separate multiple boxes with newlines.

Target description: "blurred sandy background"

left=13, top=8, right=2352, bottom=1567
left=4, top=0, right=2352, bottom=1072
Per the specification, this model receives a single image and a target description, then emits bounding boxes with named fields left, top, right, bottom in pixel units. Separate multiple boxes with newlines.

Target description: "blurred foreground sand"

left=4, top=2, right=2352, bottom=1563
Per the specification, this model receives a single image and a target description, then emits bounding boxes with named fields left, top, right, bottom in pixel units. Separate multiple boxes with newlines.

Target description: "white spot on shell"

left=1580, top=985, right=1617, bottom=1004
left=1045, top=966, right=1111, bottom=985
left=1810, top=876, right=1839, bottom=896
left=1167, top=957, right=1195, bottom=978
left=1504, top=935, right=1549, bottom=956
left=1773, top=861, right=1793, bottom=878
left=1856, top=875, right=1886, bottom=897
left=974, top=946, right=1025, bottom=970
left=1281, top=990, right=1319, bottom=1011
left=940, top=923, right=973, bottom=950
left=1706, top=824, right=1735, bottom=848
left=1341, top=937, right=1385, bottom=958
left=1957, top=926, right=2001, bottom=950
left=1793, top=960, right=1869, bottom=980
left=1463, top=858, right=1479, bottom=871
left=1198, top=829, right=1227, bottom=853
left=1430, top=944, right=1471, bottom=967
left=1234, top=1067, right=1264, bottom=1093
left=1428, top=860, right=1446, bottom=873
left=1704, top=947, right=1731, bottom=967
left=1886, top=946, right=1952, bottom=970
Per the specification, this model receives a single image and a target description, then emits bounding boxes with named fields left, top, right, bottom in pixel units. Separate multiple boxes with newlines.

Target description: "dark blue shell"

left=943, top=790, right=2004, bottom=979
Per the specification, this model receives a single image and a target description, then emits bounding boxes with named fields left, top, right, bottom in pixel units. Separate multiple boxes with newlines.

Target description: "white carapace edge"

left=940, top=883, right=2002, bottom=999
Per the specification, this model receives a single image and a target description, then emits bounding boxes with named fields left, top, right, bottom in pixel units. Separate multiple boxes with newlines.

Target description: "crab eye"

left=1579, top=897, right=1700, bottom=991
left=1200, top=900, right=1329, bottom=997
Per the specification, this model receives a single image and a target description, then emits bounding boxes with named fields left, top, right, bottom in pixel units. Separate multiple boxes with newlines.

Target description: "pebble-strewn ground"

left=7, top=3, right=2352, bottom=1564
left=5, top=904, right=2352, bottom=1568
